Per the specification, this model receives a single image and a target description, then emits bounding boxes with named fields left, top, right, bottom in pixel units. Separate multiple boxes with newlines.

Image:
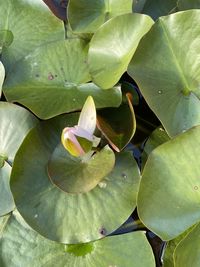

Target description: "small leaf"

left=97, top=93, right=136, bottom=152
left=48, top=144, right=115, bottom=193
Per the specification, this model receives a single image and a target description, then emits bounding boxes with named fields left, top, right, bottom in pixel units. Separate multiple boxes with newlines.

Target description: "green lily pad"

left=0, top=102, right=37, bottom=216
left=128, top=10, right=200, bottom=137
left=0, top=211, right=155, bottom=267
left=0, top=102, right=38, bottom=163
left=0, top=61, right=5, bottom=98
left=0, top=162, right=14, bottom=216
left=10, top=113, right=140, bottom=243
left=68, top=0, right=133, bottom=34
left=3, top=39, right=122, bottom=119
left=178, top=0, right=200, bottom=10
left=163, top=225, right=196, bottom=267
left=48, top=144, right=115, bottom=193
left=137, top=125, right=200, bottom=241
left=174, top=222, right=200, bottom=267
left=0, top=0, right=64, bottom=71
left=97, top=93, right=136, bottom=152
left=88, top=13, right=154, bottom=89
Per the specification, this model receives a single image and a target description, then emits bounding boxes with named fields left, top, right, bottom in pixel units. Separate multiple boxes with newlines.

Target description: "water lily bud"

left=61, top=96, right=97, bottom=157
left=61, top=126, right=93, bottom=157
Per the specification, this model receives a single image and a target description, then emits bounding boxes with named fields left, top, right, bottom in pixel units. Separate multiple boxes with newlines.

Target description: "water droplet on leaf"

left=158, top=90, right=163, bottom=94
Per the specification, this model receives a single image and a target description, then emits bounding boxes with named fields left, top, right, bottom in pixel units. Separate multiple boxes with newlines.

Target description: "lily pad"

left=0, top=62, right=5, bottom=98
left=174, top=222, right=200, bottom=267
left=0, top=0, right=64, bottom=71
left=10, top=113, right=140, bottom=243
left=0, top=102, right=38, bottom=163
left=97, top=93, right=136, bottom=152
left=3, top=39, right=122, bottom=119
left=0, top=211, right=155, bottom=267
left=0, top=162, right=14, bottom=216
left=88, top=13, right=154, bottom=89
left=137, top=125, right=200, bottom=241
left=128, top=10, right=200, bottom=137
left=0, top=102, right=37, bottom=216
left=48, top=144, right=115, bottom=193
left=68, top=0, right=133, bottom=33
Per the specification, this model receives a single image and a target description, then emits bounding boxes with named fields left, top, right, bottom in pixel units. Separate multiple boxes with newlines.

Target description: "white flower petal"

left=0, top=61, right=5, bottom=97
left=78, top=96, right=96, bottom=134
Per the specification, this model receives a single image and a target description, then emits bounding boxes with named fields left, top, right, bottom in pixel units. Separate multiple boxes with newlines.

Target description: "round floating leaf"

left=68, top=0, right=133, bottom=34
left=0, top=102, right=38, bottom=163
left=174, top=223, right=200, bottom=267
left=0, top=162, right=14, bottom=216
left=88, top=13, right=154, bottom=89
left=11, top=113, right=140, bottom=243
left=138, top=126, right=200, bottom=241
left=0, top=211, right=155, bottom=267
left=97, top=93, right=136, bottom=152
left=4, top=39, right=122, bottom=119
left=178, top=0, right=200, bottom=10
left=48, top=144, right=115, bottom=193
left=0, top=0, right=64, bottom=71
left=128, top=10, right=200, bottom=137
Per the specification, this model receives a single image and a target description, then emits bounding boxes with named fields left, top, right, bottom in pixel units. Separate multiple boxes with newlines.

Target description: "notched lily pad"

left=97, top=93, right=136, bottom=152
left=128, top=10, right=200, bottom=137
left=4, top=39, right=122, bottom=119
left=10, top=113, right=140, bottom=243
left=48, top=144, right=115, bottom=193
